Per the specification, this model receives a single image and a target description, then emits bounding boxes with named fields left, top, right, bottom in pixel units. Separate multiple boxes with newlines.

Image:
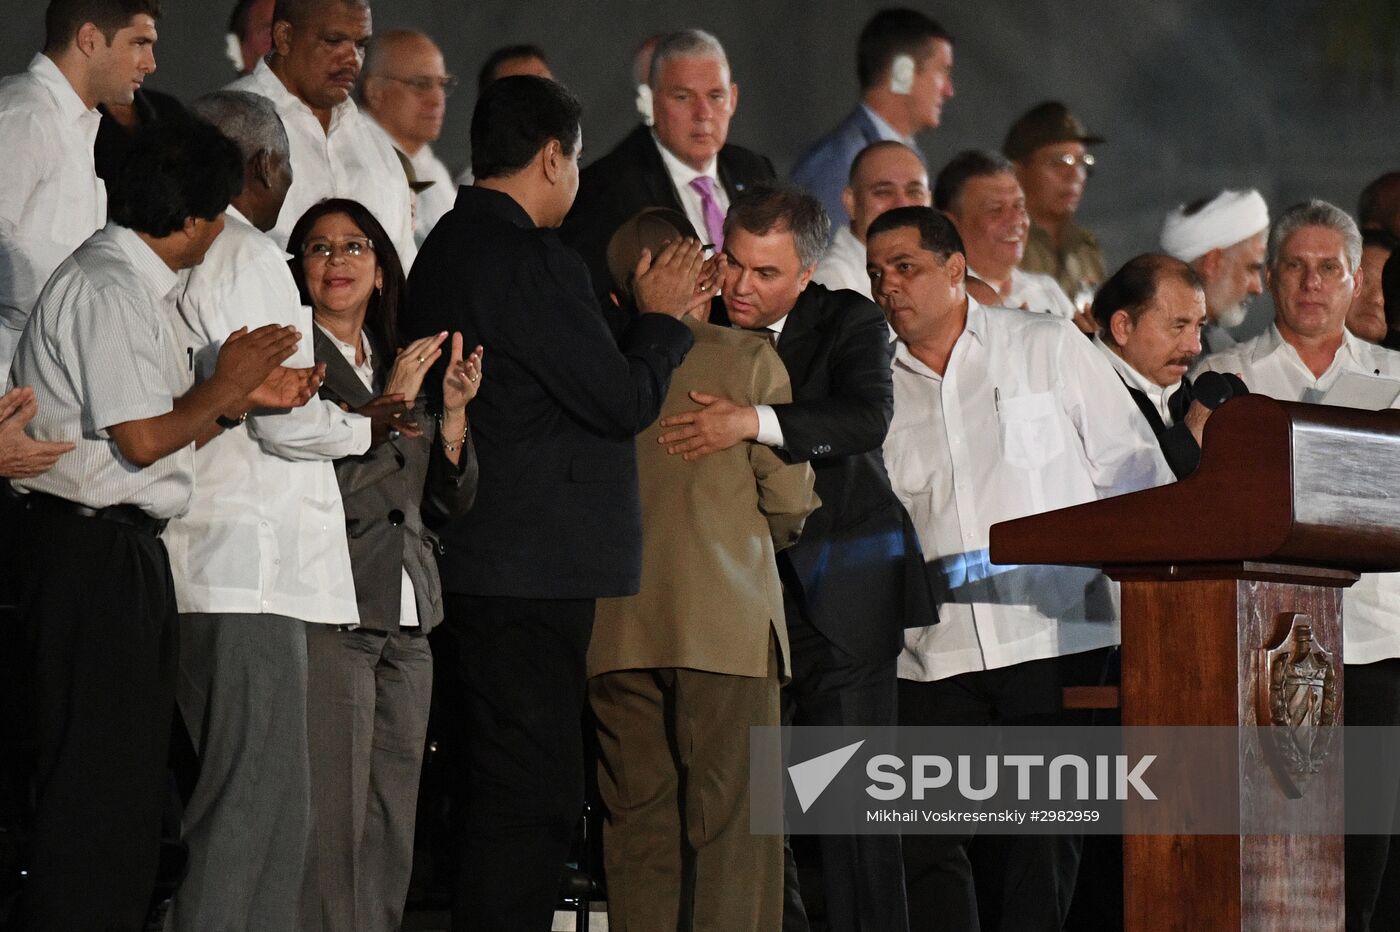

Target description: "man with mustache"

left=934, top=149, right=1084, bottom=327
left=1091, top=253, right=1223, bottom=479
left=230, top=0, right=416, bottom=268
left=1160, top=188, right=1270, bottom=355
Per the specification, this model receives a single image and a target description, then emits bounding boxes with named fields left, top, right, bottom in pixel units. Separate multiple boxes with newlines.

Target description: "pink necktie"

left=688, top=175, right=726, bottom=251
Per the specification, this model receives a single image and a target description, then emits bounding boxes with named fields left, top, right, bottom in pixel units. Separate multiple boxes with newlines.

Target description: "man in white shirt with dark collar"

left=360, top=29, right=457, bottom=246
left=230, top=0, right=416, bottom=269
left=934, top=149, right=1088, bottom=328
left=0, top=0, right=159, bottom=379
left=162, top=90, right=373, bottom=932
left=813, top=139, right=930, bottom=299
left=1160, top=188, right=1270, bottom=355
left=867, top=206, right=1171, bottom=931
left=561, top=29, right=775, bottom=317
left=791, top=9, right=954, bottom=230
left=1195, top=199, right=1400, bottom=929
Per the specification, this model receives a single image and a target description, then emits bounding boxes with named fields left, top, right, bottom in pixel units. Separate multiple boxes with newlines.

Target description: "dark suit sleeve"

left=1157, top=423, right=1201, bottom=479
left=421, top=426, right=478, bottom=530
left=771, top=297, right=894, bottom=464
left=493, top=237, right=694, bottom=439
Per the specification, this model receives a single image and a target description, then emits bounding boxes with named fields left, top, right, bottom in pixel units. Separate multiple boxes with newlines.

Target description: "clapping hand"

left=442, top=333, right=484, bottom=414
left=386, top=332, right=449, bottom=402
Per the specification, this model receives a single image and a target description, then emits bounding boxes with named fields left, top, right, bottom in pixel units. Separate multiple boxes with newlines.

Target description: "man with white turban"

left=1160, top=189, right=1270, bottom=354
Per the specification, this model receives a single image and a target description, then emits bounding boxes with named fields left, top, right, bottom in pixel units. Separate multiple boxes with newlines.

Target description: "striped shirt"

left=11, top=223, right=195, bottom=518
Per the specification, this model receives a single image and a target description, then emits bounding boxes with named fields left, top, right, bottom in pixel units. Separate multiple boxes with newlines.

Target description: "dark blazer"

left=313, top=328, right=478, bottom=634
left=789, top=105, right=886, bottom=232
left=401, top=185, right=694, bottom=599
left=561, top=123, right=776, bottom=323
left=771, top=283, right=935, bottom=663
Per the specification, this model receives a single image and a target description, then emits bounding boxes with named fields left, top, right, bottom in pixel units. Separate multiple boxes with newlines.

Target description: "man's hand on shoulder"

left=657, top=391, right=759, bottom=460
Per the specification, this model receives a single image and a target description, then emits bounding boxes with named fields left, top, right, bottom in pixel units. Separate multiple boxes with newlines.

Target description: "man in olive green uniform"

left=1006, top=101, right=1106, bottom=304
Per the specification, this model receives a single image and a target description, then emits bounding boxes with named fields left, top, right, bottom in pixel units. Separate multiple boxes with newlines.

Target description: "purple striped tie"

left=689, top=175, right=726, bottom=251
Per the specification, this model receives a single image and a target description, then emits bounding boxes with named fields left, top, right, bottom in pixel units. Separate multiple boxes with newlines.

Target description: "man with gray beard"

left=1159, top=188, right=1269, bottom=354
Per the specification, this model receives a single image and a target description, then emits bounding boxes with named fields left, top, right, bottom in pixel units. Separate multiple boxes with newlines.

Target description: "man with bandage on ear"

left=1160, top=188, right=1270, bottom=354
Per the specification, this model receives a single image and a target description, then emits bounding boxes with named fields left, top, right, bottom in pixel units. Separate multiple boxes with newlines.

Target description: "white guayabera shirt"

left=884, top=299, right=1174, bottom=682
left=1197, top=324, right=1400, bottom=665
left=0, top=54, right=107, bottom=382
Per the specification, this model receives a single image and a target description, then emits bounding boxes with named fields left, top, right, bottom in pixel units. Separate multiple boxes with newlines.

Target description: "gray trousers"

left=168, top=613, right=312, bottom=932
left=301, top=625, right=433, bottom=932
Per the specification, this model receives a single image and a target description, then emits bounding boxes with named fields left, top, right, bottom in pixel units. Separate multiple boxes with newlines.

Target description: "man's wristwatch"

left=216, top=412, right=248, bottom=430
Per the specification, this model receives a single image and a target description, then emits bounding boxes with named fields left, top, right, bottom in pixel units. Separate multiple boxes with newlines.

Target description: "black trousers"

left=1346, top=658, right=1400, bottom=932
left=435, top=594, right=593, bottom=932
left=781, top=584, right=908, bottom=932
left=897, top=649, right=1114, bottom=932
left=6, top=509, right=178, bottom=932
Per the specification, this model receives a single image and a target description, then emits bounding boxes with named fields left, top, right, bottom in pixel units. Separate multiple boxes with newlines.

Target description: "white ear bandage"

left=889, top=55, right=915, bottom=95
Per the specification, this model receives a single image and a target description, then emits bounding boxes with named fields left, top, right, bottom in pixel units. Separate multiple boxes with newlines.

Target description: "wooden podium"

left=989, top=395, right=1400, bottom=931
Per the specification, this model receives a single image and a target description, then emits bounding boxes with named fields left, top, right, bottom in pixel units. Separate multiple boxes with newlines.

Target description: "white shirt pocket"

left=998, top=391, right=1064, bottom=470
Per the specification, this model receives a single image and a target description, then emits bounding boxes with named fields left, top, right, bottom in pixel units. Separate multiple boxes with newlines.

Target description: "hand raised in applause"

left=442, top=333, right=484, bottom=415
left=386, top=331, right=449, bottom=402
left=213, top=324, right=323, bottom=413
left=348, top=394, right=422, bottom=446
left=0, top=387, right=74, bottom=478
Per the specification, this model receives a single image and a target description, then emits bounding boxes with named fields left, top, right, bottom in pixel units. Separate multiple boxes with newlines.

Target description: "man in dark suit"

left=399, top=75, right=704, bottom=932
left=1090, top=253, right=1241, bottom=479
left=658, top=184, right=931, bottom=932
left=561, top=28, right=775, bottom=323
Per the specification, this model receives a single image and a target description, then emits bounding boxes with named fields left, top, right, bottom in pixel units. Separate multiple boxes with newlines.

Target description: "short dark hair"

left=271, top=0, right=366, bottom=29
left=470, top=75, right=581, bottom=181
left=286, top=198, right=404, bottom=354
left=723, top=183, right=831, bottom=269
left=45, top=0, right=160, bottom=51
left=1359, top=172, right=1400, bottom=232
left=477, top=43, right=549, bottom=93
left=108, top=116, right=243, bottom=238
left=856, top=8, right=952, bottom=91
left=933, top=150, right=1014, bottom=213
left=227, top=0, right=259, bottom=36
left=1363, top=228, right=1400, bottom=254
left=866, top=206, right=964, bottom=263
left=848, top=139, right=925, bottom=186
left=1383, top=250, right=1400, bottom=331
left=1091, top=253, right=1202, bottom=335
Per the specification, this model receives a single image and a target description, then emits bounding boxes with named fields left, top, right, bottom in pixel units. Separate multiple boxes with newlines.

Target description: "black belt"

left=23, top=491, right=168, bottom=536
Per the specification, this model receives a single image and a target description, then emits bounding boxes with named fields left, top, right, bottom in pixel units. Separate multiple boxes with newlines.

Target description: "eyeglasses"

left=303, top=237, right=375, bottom=260
left=382, top=74, right=458, bottom=97
left=1042, top=152, right=1096, bottom=173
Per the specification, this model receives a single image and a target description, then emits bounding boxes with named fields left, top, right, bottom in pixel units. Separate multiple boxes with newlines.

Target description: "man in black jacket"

left=561, top=28, right=774, bottom=323
left=658, top=184, right=931, bottom=932
left=400, top=75, right=704, bottom=932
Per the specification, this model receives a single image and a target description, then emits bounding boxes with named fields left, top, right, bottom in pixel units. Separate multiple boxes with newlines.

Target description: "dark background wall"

left=2, top=0, right=1396, bottom=337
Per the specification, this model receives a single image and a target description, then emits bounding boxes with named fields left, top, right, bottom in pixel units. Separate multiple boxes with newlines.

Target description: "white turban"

left=1160, top=189, right=1270, bottom=263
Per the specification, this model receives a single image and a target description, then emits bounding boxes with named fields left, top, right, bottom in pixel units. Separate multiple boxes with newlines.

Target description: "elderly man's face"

left=948, top=172, right=1029, bottom=277
left=91, top=14, right=158, bottom=107
left=867, top=224, right=965, bottom=344
left=651, top=55, right=737, bottom=172
left=1347, top=242, right=1392, bottom=343
left=274, top=1, right=371, bottom=112
left=1109, top=277, right=1206, bottom=387
left=365, top=35, right=449, bottom=149
left=722, top=226, right=811, bottom=329
left=1269, top=225, right=1361, bottom=342
left=1016, top=140, right=1089, bottom=223
left=845, top=146, right=930, bottom=241
left=1200, top=230, right=1266, bottom=327
left=238, top=0, right=275, bottom=73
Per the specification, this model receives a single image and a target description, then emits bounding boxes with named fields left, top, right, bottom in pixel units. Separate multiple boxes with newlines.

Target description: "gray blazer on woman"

left=313, top=328, right=478, bottom=633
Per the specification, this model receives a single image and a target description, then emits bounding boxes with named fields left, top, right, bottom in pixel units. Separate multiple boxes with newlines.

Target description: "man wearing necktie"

left=658, top=183, right=935, bottom=932
left=561, top=29, right=775, bottom=325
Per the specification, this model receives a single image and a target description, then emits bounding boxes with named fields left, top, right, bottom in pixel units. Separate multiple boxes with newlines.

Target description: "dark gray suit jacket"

left=313, top=328, right=478, bottom=633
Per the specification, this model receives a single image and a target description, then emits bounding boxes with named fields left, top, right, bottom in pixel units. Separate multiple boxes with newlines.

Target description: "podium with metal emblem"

left=990, top=395, right=1400, bottom=931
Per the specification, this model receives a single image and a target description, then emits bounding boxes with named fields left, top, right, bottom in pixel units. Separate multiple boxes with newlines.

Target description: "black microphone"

left=1191, top=370, right=1248, bottom=411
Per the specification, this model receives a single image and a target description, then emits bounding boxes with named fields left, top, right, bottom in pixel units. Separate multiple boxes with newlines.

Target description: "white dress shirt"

left=884, top=300, right=1174, bottom=682
left=12, top=224, right=194, bottom=518
left=1093, top=335, right=1180, bottom=426
left=0, top=54, right=107, bottom=381
left=1196, top=324, right=1400, bottom=665
left=230, top=60, right=417, bottom=270
left=813, top=225, right=871, bottom=299
left=973, top=265, right=1078, bottom=320
left=653, top=132, right=728, bottom=248
left=316, top=322, right=421, bottom=628
left=163, top=208, right=371, bottom=624
left=406, top=143, right=456, bottom=246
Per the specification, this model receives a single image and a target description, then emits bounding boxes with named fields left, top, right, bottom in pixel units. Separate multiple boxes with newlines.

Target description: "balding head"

left=844, top=141, right=930, bottom=241
left=271, top=0, right=365, bottom=27
left=268, top=0, right=372, bottom=115
left=360, top=29, right=450, bottom=153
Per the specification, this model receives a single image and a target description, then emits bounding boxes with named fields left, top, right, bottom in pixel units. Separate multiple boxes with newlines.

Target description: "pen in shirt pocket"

left=994, top=386, right=1000, bottom=413
left=187, top=347, right=194, bottom=371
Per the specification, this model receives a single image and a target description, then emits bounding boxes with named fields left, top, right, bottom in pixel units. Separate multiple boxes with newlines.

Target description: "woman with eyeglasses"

left=286, top=198, right=482, bottom=931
